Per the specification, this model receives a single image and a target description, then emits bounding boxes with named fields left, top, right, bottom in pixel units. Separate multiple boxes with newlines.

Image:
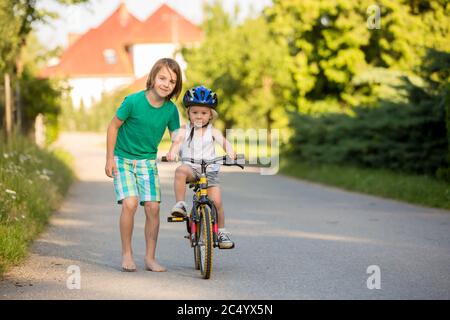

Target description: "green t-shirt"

left=114, top=90, right=180, bottom=160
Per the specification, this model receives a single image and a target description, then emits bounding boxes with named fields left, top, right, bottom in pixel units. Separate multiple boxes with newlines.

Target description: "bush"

left=19, top=67, right=63, bottom=145
left=287, top=49, right=450, bottom=176
left=288, top=97, right=447, bottom=175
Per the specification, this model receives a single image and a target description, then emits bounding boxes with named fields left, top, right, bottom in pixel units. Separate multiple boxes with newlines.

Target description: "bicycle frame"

left=189, top=175, right=219, bottom=248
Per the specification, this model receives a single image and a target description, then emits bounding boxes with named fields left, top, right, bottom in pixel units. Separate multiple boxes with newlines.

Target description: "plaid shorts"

left=113, top=156, right=161, bottom=205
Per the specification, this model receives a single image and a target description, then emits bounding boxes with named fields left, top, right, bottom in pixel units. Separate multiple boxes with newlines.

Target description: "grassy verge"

left=0, top=134, right=75, bottom=278
left=280, top=157, right=450, bottom=210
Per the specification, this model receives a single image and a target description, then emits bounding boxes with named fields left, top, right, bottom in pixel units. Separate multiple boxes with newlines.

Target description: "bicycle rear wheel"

left=197, top=205, right=213, bottom=279
left=193, top=221, right=201, bottom=270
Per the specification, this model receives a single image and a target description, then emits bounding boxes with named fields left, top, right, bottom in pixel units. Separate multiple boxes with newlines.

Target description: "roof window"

left=103, top=49, right=117, bottom=64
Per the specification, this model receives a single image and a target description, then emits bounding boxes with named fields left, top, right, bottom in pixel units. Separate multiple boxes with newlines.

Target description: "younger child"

left=166, top=85, right=236, bottom=249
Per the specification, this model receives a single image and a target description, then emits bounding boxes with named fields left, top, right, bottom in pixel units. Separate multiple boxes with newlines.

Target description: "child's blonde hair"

left=186, top=107, right=218, bottom=123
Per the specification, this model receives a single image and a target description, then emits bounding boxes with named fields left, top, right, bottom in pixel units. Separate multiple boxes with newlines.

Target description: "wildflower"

left=5, top=189, right=16, bottom=195
left=19, top=154, right=30, bottom=163
left=42, top=168, right=54, bottom=176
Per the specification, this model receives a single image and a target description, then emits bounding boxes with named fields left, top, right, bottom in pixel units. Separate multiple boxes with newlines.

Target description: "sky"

left=35, top=0, right=273, bottom=49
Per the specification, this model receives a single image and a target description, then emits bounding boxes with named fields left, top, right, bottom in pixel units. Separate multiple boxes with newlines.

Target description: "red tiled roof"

left=40, top=3, right=202, bottom=78
left=41, top=3, right=142, bottom=77
left=128, top=4, right=203, bottom=44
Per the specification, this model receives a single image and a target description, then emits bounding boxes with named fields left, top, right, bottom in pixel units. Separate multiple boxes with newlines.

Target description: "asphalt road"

left=1, top=132, right=449, bottom=299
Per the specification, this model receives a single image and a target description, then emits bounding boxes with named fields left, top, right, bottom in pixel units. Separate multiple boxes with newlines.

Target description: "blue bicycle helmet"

left=183, top=85, right=218, bottom=108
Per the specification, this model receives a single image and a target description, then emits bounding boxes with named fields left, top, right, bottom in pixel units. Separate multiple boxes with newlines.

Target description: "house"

left=40, top=2, right=202, bottom=108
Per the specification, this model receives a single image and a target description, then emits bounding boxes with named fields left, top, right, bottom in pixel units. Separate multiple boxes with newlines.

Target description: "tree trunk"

left=266, top=109, right=273, bottom=140
left=263, top=76, right=274, bottom=139
left=4, top=73, right=13, bottom=138
left=222, top=118, right=234, bottom=136
left=15, top=55, right=23, bottom=133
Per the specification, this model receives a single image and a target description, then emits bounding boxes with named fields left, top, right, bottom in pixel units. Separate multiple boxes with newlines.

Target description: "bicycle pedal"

left=167, top=216, right=187, bottom=222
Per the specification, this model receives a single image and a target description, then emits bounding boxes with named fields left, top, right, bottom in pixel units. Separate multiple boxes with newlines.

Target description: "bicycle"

left=163, top=154, right=244, bottom=279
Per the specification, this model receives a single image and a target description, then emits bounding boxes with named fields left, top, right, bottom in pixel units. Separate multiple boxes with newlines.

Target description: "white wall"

left=132, top=43, right=177, bottom=78
left=68, top=43, right=191, bottom=109
left=69, top=76, right=134, bottom=109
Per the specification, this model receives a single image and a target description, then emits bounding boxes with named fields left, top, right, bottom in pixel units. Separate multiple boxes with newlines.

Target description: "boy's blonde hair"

left=146, top=58, right=182, bottom=100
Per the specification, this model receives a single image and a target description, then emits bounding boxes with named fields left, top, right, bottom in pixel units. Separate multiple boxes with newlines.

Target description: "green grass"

left=0, top=134, right=75, bottom=277
left=280, top=157, right=450, bottom=210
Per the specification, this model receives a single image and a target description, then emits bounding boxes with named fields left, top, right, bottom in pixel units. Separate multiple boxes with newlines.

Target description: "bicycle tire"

left=198, top=205, right=213, bottom=279
left=194, top=243, right=201, bottom=270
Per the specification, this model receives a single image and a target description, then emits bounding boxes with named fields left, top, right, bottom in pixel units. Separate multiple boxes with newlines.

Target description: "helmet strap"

left=187, top=121, right=209, bottom=147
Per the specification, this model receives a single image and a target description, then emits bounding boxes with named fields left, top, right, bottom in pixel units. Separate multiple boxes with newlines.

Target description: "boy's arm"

left=212, top=128, right=236, bottom=159
left=105, top=116, right=124, bottom=177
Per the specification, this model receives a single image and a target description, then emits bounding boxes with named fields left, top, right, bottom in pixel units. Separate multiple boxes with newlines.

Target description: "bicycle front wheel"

left=197, top=205, right=213, bottom=279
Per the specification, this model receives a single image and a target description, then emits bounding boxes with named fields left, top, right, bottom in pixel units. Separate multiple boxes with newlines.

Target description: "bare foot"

left=122, top=254, right=136, bottom=272
left=145, top=258, right=166, bottom=272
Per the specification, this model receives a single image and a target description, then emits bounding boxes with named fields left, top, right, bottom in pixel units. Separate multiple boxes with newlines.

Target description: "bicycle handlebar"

left=160, top=154, right=245, bottom=169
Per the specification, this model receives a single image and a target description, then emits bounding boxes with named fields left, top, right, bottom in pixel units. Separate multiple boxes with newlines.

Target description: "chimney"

left=119, top=1, right=130, bottom=27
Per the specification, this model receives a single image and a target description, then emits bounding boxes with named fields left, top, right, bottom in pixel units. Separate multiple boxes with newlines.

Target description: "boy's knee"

left=122, top=198, right=139, bottom=213
left=144, top=202, right=160, bottom=214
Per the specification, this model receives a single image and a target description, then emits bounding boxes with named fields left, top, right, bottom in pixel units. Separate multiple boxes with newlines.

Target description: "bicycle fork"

left=197, top=174, right=219, bottom=247
left=190, top=204, right=219, bottom=248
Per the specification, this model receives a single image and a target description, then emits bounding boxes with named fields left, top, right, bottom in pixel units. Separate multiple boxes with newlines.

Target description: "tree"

left=265, top=0, right=371, bottom=111
left=182, top=1, right=241, bottom=130
left=0, top=0, right=89, bottom=139
left=264, top=0, right=450, bottom=113
left=182, top=1, right=292, bottom=134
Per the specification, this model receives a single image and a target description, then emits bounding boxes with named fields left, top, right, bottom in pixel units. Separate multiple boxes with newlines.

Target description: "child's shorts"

left=189, top=166, right=220, bottom=187
left=113, top=156, right=160, bottom=205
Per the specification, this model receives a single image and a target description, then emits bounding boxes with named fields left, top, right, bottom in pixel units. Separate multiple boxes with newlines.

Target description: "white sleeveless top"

left=180, top=122, right=220, bottom=172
